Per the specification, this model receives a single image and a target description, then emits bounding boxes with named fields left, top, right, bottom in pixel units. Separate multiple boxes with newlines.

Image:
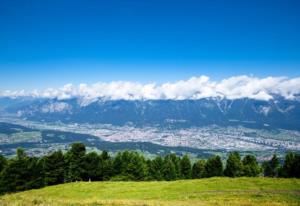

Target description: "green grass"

left=0, top=177, right=299, bottom=206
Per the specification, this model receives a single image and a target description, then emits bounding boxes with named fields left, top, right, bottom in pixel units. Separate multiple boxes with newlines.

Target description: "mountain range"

left=1, top=95, right=299, bottom=131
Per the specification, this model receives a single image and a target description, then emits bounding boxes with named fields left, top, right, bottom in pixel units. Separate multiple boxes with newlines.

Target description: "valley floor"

left=0, top=177, right=299, bottom=206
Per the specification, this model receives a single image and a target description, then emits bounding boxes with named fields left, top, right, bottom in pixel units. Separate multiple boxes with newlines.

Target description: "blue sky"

left=0, top=0, right=300, bottom=90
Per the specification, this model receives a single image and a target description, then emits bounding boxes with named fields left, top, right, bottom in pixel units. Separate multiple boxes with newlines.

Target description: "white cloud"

left=1, top=75, right=300, bottom=102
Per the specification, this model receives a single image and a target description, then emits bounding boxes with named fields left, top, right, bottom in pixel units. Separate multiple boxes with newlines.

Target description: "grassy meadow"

left=0, top=177, right=299, bottom=206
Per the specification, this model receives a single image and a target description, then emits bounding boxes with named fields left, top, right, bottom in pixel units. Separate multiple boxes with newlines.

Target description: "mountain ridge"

left=1, top=96, right=300, bottom=130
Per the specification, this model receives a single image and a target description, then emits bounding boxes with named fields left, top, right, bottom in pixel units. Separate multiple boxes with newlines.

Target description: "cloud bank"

left=1, top=76, right=300, bottom=103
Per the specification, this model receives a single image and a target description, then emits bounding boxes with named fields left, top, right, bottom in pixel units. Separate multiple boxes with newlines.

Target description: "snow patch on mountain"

left=259, top=106, right=271, bottom=116
left=41, top=102, right=72, bottom=113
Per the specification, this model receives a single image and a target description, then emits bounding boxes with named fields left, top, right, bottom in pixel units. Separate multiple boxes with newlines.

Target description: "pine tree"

left=163, top=158, right=177, bottom=181
left=263, top=154, right=280, bottom=177
left=83, top=152, right=102, bottom=181
left=112, top=151, right=148, bottom=180
left=180, top=155, right=192, bottom=179
left=112, top=152, right=123, bottom=177
left=192, top=159, right=206, bottom=179
left=167, top=153, right=181, bottom=178
left=65, top=142, right=86, bottom=181
left=242, top=155, right=260, bottom=177
left=43, top=150, right=65, bottom=185
left=100, top=151, right=113, bottom=180
left=281, top=152, right=300, bottom=178
left=26, top=157, right=44, bottom=189
left=205, top=155, right=223, bottom=177
left=0, top=155, right=7, bottom=173
left=126, top=152, right=148, bottom=180
left=148, top=156, right=164, bottom=180
left=224, top=152, right=243, bottom=177
left=0, top=148, right=30, bottom=193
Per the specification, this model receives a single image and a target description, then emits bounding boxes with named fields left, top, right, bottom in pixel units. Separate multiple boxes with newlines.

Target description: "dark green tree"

left=16, top=147, right=26, bottom=159
left=0, top=148, right=28, bottom=192
left=242, top=155, right=260, bottom=177
left=0, top=155, right=7, bottom=173
left=25, top=157, right=44, bottom=189
left=82, top=152, right=102, bottom=181
left=192, top=159, right=206, bottom=179
left=126, top=152, right=148, bottom=180
left=167, top=153, right=181, bottom=178
left=100, top=151, right=113, bottom=180
left=112, top=151, right=123, bottom=176
left=112, top=151, right=147, bottom=180
left=180, top=155, right=192, bottom=179
left=205, top=155, right=223, bottom=177
left=263, top=154, right=280, bottom=177
left=163, top=158, right=177, bottom=181
left=224, top=152, right=243, bottom=177
left=281, top=152, right=300, bottom=178
left=148, top=156, right=164, bottom=180
left=43, top=150, right=65, bottom=185
left=65, top=142, right=86, bottom=181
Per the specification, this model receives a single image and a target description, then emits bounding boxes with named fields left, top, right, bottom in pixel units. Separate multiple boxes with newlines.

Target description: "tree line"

left=0, top=143, right=299, bottom=194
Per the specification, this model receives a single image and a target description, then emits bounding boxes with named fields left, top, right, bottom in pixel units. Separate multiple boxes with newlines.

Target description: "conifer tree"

left=65, top=143, right=86, bottom=181
left=148, top=156, right=164, bottom=180
left=100, top=151, right=113, bottom=180
left=0, top=148, right=30, bottom=193
left=224, top=152, right=243, bottom=177
left=242, top=155, right=260, bottom=177
left=163, top=158, right=177, bottom=181
left=180, top=155, right=192, bottom=179
left=43, top=150, right=65, bottom=185
left=83, top=152, right=102, bottom=181
left=192, top=159, right=206, bottom=179
left=263, top=154, right=280, bottom=177
left=0, top=155, right=7, bottom=173
left=205, top=155, right=223, bottom=177
left=281, top=152, right=300, bottom=178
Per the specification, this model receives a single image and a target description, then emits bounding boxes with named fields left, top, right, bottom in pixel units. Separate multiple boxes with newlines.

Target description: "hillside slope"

left=0, top=178, right=299, bottom=206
